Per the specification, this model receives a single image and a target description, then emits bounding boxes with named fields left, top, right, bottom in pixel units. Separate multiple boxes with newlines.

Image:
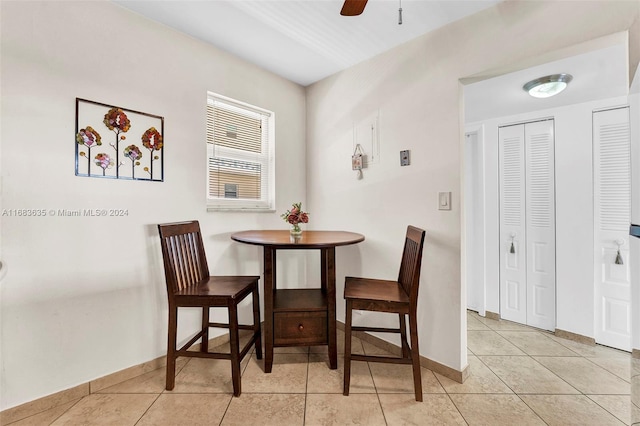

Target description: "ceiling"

left=464, top=42, right=632, bottom=123
left=114, top=0, right=636, bottom=121
left=113, top=0, right=502, bottom=86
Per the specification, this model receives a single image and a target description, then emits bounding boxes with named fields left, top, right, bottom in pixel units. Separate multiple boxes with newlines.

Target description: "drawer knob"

left=298, top=324, right=304, bottom=331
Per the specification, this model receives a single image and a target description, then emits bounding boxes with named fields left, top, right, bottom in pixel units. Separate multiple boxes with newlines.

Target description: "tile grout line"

left=215, top=346, right=256, bottom=425
left=516, top=392, right=551, bottom=426
left=518, top=351, right=583, bottom=395
left=530, top=353, right=628, bottom=396
left=469, top=310, right=555, bottom=426
left=473, top=353, right=520, bottom=396
left=433, top=371, right=471, bottom=425
left=495, top=329, right=584, bottom=358
left=478, top=314, right=632, bottom=425
left=13, top=397, right=84, bottom=426
left=584, top=394, right=631, bottom=425
left=370, top=361, right=389, bottom=426
left=359, top=340, right=388, bottom=425
left=475, top=314, right=616, bottom=394
left=218, top=397, right=232, bottom=426
left=51, top=399, right=83, bottom=426
left=132, top=393, right=162, bottom=426
left=582, top=356, right=631, bottom=383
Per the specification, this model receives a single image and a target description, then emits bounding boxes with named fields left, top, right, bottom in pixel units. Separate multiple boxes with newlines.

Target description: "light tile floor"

left=6, top=311, right=640, bottom=425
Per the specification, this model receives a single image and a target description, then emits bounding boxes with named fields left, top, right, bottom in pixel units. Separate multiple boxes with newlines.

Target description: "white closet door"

left=499, top=125, right=527, bottom=324
left=524, top=120, right=556, bottom=331
left=594, top=107, right=631, bottom=351
left=465, top=129, right=486, bottom=314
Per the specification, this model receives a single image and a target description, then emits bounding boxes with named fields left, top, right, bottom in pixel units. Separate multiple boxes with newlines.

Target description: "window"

left=206, top=93, right=275, bottom=211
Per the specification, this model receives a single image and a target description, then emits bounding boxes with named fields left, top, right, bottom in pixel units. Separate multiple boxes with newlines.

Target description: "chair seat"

left=175, top=276, right=260, bottom=299
left=344, top=277, right=410, bottom=304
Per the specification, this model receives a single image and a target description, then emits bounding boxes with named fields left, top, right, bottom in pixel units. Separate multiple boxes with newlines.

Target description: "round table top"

left=231, top=230, right=365, bottom=248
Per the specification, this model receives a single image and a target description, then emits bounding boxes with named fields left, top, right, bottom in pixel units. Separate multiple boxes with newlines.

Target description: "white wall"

left=0, top=1, right=306, bottom=410
left=305, top=1, right=638, bottom=372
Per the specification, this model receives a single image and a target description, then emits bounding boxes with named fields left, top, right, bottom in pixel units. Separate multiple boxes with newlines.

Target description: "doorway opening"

left=461, top=33, right=635, bottom=352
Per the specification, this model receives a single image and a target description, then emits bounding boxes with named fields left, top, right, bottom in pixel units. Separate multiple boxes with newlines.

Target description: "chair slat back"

left=397, top=226, right=426, bottom=304
left=158, top=221, right=210, bottom=294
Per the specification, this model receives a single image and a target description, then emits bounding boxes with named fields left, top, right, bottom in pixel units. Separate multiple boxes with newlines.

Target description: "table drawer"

left=274, top=311, right=327, bottom=345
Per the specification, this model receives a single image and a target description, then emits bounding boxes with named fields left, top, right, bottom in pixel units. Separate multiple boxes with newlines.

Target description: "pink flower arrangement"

left=281, top=202, right=309, bottom=226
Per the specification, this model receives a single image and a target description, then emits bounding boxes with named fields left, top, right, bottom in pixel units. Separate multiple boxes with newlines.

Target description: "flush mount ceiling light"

left=523, top=73, right=573, bottom=98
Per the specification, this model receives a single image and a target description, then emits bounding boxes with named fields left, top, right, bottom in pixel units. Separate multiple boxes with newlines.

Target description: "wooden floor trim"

left=484, top=310, right=500, bottom=320
left=554, top=328, right=596, bottom=346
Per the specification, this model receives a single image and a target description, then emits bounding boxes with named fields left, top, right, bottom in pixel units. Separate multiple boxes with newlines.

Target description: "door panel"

left=505, top=280, right=520, bottom=310
left=594, top=107, right=631, bottom=351
left=525, top=120, right=555, bottom=331
left=499, top=125, right=527, bottom=324
left=499, top=120, right=556, bottom=330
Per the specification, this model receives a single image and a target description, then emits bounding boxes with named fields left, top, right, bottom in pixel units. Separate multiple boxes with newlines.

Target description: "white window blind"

left=206, top=93, right=275, bottom=211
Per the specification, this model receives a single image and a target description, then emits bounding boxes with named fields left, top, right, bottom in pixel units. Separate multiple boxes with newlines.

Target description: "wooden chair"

left=343, top=225, right=426, bottom=402
left=157, top=220, right=262, bottom=397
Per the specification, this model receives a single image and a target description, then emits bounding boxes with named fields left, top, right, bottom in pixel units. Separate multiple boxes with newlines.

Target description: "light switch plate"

left=438, top=192, right=451, bottom=210
left=400, top=150, right=410, bottom=166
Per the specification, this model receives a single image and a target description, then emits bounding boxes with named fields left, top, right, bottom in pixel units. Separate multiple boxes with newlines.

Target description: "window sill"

left=206, top=206, right=276, bottom=213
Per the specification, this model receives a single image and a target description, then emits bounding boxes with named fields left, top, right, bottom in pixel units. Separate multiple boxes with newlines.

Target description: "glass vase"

left=290, top=223, right=302, bottom=237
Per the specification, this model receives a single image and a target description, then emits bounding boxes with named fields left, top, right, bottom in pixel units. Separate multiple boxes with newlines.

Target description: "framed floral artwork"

left=75, top=98, right=164, bottom=181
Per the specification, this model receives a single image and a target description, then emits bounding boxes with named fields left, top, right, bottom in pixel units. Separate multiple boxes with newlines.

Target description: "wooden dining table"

left=230, top=230, right=365, bottom=373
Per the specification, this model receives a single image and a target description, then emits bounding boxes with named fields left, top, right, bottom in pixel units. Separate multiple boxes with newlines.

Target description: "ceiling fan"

left=340, top=0, right=403, bottom=24
left=340, top=0, right=368, bottom=16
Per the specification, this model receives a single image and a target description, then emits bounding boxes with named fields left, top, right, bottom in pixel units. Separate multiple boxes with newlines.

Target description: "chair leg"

left=399, top=313, right=409, bottom=358
left=228, top=303, right=242, bottom=397
left=201, top=307, right=210, bottom=353
left=409, top=310, right=422, bottom=402
left=252, top=284, right=263, bottom=360
left=343, top=299, right=353, bottom=396
left=166, top=304, right=178, bottom=390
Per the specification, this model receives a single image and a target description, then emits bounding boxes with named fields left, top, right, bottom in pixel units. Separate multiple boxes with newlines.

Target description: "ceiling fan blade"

left=340, top=0, right=368, bottom=16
